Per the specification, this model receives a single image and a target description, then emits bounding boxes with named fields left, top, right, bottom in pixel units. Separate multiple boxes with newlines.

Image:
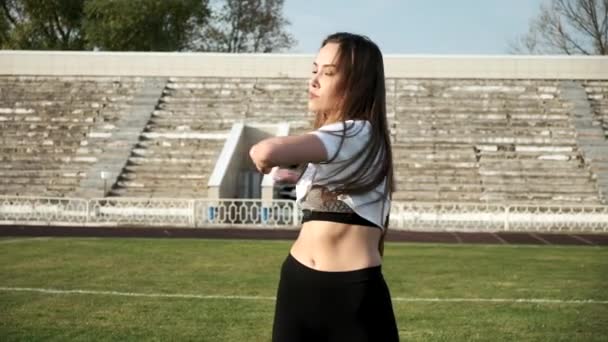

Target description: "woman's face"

left=308, top=42, right=343, bottom=118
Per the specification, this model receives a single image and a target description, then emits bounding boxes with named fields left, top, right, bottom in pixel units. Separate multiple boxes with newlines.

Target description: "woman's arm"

left=249, top=134, right=327, bottom=174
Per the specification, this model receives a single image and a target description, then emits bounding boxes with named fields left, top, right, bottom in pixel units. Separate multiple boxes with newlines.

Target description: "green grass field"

left=1, top=236, right=607, bottom=341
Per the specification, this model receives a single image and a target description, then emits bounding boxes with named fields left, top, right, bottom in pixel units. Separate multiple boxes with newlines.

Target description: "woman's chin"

left=308, top=103, right=326, bottom=113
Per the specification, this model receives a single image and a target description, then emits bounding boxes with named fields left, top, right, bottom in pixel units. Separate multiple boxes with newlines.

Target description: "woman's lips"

left=308, top=92, right=319, bottom=99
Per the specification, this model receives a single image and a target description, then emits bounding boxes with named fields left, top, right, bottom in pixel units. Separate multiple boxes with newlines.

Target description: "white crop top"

left=295, top=119, right=390, bottom=230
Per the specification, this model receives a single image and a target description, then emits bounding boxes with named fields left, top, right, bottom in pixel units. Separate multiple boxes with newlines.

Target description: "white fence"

left=1, top=196, right=607, bottom=233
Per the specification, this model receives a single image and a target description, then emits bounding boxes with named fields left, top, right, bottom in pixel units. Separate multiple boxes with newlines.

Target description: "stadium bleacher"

left=582, top=80, right=608, bottom=139
left=0, top=53, right=606, bottom=231
left=113, top=77, right=311, bottom=198
left=390, top=79, right=601, bottom=204
left=0, top=76, right=143, bottom=197
left=1, top=75, right=605, bottom=205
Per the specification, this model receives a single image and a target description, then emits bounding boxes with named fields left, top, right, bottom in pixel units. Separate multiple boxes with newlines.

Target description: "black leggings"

left=272, top=253, right=400, bottom=341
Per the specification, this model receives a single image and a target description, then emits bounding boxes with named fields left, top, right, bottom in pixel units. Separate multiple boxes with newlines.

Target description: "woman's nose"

left=309, top=77, right=319, bottom=89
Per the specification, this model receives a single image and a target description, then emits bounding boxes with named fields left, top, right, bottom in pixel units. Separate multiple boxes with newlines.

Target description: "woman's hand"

left=249, top=143, right=274, bottom=174
left=273, top=168, right=301, bottom=183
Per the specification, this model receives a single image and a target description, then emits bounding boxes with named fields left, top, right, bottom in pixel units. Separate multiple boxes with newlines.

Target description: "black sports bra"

left=301, top=209, right=382, bottom=230
left=298, top=186, right=383, bottom=230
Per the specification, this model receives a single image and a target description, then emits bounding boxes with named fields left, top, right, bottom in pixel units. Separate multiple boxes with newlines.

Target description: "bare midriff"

left=289, top=220, right=383, bottom=271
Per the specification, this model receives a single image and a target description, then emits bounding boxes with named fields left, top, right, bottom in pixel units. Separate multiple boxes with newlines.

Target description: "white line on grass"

left=0, top=237, right=53, bottom=244
left=391, top=297, right=608, bottom=304
left=0, top=287, right=275, bottom=301
left=1, top=286, right=607, bottom=305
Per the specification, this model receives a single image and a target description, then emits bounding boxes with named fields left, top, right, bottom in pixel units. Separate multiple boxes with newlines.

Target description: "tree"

left=84, top=0, right=210, bottom=51
left=0, top=0, right=294, bottom=53
left=196, top=0, right=295, bottom=52
left=0, top=0, right=86, bottom=50
left=0, top=6, right=9, bottom=46
left=510, top=0, right=608, bottom=55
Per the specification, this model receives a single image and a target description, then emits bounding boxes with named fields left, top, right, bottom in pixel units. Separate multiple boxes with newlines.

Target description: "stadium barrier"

left=1, top=196, right=607, bottom=233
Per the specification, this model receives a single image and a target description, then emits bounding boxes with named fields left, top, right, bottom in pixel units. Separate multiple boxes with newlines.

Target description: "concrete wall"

left=208, top=122, right=289, bottom=204
left=208, top=123, right=246, bottom=201
left=1, top=50, right=607, bottom=79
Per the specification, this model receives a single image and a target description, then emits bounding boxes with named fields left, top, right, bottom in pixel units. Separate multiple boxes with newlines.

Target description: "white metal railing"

left=393, top=202, right=608, bottom=233
left=0, top=196, right=299, bottom=229
left=0, top=197, right=88, bottom=226
left=0, top=196, right=607, bottom=232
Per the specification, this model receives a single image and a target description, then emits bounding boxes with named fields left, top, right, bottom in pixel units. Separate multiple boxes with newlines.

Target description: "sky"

left=283, top=0, right=545, bottom=54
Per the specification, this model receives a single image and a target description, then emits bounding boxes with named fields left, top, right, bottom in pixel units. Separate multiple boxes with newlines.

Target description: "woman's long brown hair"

left=307, top=32, right=395, bottom=256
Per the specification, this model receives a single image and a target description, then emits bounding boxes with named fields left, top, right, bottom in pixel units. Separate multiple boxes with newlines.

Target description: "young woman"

left=249, top=32, right=399, bottom=342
